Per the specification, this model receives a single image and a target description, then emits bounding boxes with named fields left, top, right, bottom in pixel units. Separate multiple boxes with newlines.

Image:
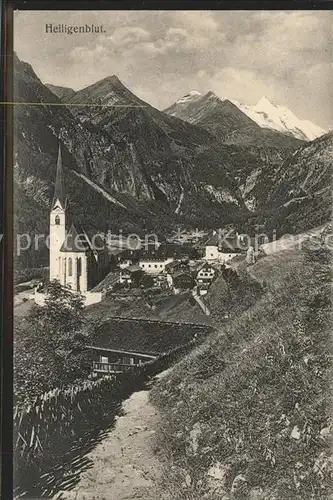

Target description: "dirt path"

left=54, top=371, right=170, bottom=500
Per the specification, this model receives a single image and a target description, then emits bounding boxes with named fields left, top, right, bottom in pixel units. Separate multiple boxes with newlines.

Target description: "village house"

left=152, top=270, right=169, bottom=289
left=172, top=268, right=196, bottom=294
left=195, top=262, right=217, bottom=285
left=182, top=261, right=218, bottom=296
left=138, top=257, right=174, bottom=274
left=116, top=248, right=140, bottom=268
left=87, top=317, right=211, bottom=377
left=136, top=241, right=188, bottom=275
left=204, top=229, right=242, bottom=266
left=89, top=346, right=156, bottom=376
left=119, top=257, right=135, bottom=269
left=119, top=264, right=144, bottom=287
left=164, top=260, right=196, bottom=294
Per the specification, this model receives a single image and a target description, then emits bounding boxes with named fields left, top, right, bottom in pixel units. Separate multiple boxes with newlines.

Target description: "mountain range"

left=166, top=90, right=326, bottom=142
left=13, top=52, right=331, bottom=269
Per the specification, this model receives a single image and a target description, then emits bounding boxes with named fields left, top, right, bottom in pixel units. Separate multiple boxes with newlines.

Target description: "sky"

left=14, top=10, right=332, bottom=130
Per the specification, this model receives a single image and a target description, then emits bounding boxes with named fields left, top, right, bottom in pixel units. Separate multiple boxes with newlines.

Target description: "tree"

left=14, top=281, right=95, bottom=405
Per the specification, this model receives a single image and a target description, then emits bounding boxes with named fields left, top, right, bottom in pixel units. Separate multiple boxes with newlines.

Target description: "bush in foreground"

left=14, top=281, right=95, bottom=405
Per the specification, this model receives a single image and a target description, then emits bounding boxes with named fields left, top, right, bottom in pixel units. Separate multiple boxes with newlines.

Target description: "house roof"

left=116, top=242, right=189, bottom=262
left=86, top=346, right=156, bottom=359
left=140, top=256, right=172, bottom=263
left=91, top=318, right=211, bottom=356
left=205, top=233, right=220, bottom=246
left=195, top=262, right=215, bottom=273
left=126, top=264, right=143, bottom=274
left=173, top=269, right=194, bottom=280
left=91, top=271, right=119, bottom=292
left=165, top=260, right=186, bottom=273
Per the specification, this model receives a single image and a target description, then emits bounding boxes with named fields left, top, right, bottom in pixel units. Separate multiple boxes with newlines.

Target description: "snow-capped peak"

left=254, top=95, right=277, bottom=110
left=176, top=90, right=202, bottom=104
left=230, top=96, right=326, bottom=141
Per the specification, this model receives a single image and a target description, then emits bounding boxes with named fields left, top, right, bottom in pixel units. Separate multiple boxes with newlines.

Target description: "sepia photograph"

left=11, top=8, right=332, bottom=500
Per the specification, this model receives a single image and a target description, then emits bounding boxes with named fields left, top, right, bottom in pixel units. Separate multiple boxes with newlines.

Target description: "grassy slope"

left=151, top=241, right=332, bottom=500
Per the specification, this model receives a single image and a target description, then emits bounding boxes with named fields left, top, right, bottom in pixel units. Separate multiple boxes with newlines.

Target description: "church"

left=49, top=144, right=109, bottom=294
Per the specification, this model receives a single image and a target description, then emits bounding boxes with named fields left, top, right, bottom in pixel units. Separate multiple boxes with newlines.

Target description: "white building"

left=138, top=257, right=174, bottom=274
left=196, top=262, right=216, bottom=284
left=204, top=232, right=242, bottom=266
left=47, top=144, right=109, bottom=298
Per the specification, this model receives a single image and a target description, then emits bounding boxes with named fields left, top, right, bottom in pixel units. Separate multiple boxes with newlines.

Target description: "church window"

left=77, top=258, right=82, bottom=275
left=68, top=258, right=73, bottom=276
left=55, top=215, right=60, bottom=225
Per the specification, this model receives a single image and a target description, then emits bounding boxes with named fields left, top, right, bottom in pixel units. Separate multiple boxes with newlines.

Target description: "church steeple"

left=52, top=143, right=66, bottom=209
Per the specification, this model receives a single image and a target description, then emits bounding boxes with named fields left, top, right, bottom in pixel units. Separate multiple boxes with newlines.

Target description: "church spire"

left=52, top=142, right=66, bottom=209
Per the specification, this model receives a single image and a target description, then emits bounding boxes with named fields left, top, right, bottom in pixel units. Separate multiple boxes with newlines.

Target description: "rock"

left=207, top=462, right=226, bottom=481
left=189, top=422, right=201, bottom=453
left=320, top=427, right=331, bottom=438
left=249, top=487, right=265, bottom=499
left=185, top=474, right=192, bottom=486
left=290, top=426, right=301, bottom=440
left=231, top=474, right=247, bottom=493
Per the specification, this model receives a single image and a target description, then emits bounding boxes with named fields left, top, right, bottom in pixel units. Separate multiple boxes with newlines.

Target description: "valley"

left=14, top=51, right=331, bottom=274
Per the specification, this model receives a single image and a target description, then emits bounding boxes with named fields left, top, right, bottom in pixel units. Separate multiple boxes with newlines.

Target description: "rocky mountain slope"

left=165, top=91, right=304, bottom=148
left=14, top=52, right=332, bottom=270
left=45, top=84, right=76, bottom=102
left=264, top=131, right=333, bottom=233
left=15, top=54, right=266, bottom=267
left=165, top=90, right=331, bottom=221
left=14, top=54, right=150, bottom=267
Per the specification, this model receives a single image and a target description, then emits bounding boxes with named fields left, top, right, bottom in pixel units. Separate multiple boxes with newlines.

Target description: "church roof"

left=205, top=231, right=240, bottom=251
left=60, top=224, right=92, bottom=253
left=52, top=143, right=67, bottom=209
left=60, top=224, right=107, bottom=254
left=205, top=233, right=220, bottom=246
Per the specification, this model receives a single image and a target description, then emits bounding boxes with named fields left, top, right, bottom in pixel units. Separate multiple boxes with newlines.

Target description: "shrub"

left=14, top=281, right=96, bottom=405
